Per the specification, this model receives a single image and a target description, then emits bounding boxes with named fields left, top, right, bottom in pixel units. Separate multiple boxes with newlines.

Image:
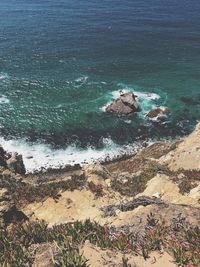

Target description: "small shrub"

left=88, top=181, right=104, bottom=198
left=172, top=169, right=200, bottom=195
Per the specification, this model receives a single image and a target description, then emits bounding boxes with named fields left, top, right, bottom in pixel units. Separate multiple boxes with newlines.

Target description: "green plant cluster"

left=87, top=181, right=104, bottom=198
left=0, top=173, right=86, bottom=207
left=111, top=163, right=172, bottom=196
left=143, top=213, right=200, bottom=266
left=171, top=169, right=200, bottom=195
left=0, top=214, right=199, bottom=266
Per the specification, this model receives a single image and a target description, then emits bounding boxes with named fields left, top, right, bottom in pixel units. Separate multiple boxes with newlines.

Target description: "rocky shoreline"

left=0, top=123, right=199, bottom=266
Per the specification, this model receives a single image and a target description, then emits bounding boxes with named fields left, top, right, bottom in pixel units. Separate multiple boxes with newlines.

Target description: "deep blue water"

left=0, top=0, right=200, bottom=171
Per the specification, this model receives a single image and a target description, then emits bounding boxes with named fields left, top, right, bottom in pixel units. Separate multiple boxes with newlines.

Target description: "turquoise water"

left=0, top=0, right=200, bottom=171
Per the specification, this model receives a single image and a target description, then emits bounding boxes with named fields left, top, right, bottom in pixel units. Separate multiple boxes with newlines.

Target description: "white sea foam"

left=124, top=120, right=132, bottom=124
left=74, top=76, right=88, bottom=86
left=147, top=105, right=170, bottom=123
left=0, top=73, right=9, bottom=81
left=0, top=95, right=10, bottom=104
left=0, top=136, right=144, bottom=173
left=100, top=101, right=112, bottom=112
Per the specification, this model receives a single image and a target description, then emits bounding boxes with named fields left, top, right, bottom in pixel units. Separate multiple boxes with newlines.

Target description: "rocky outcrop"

left=102, top=196, right=166, bottom=217
left=0, top=145, right=26, bottom=175
left=147, top=107, right=170, bottom=122
left=106, top=92, right=139, bottom=116
left=6, top=152, right=26, bottom=175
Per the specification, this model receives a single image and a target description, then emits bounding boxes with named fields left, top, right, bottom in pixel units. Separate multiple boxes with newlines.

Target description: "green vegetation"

left=111, top=164, right=200, bottom=197
left=87, top=181, right=104, bottom=198
left=111, top=162, right=172, bottom=196
left=0, top=173, right=86, bottom=207
left=171, top=169, right=200, bottom=195
left=0, top=214, right=199, bottom=266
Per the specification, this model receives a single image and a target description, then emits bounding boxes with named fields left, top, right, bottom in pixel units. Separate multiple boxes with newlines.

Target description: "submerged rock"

left=180, top=96, right=200, bottom=105
left=106, top=92, right=139, bottom=116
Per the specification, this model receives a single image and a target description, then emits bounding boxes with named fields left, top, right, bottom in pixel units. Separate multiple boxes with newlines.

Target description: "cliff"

left=0, top=124, right=199, bottom=266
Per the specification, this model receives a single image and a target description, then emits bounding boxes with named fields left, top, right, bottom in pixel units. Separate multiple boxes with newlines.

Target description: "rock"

left=26, top=155, right=33, bottom=159
left=102, top=196, right=166, bottom=217
left=105, top=178, right=111, bottom=187
left=6, top=152, right=26, bottom=175
left=147, top=108, right=170, bottom=121
left=152, top=192, right=160, bottom=198
left=120, top=92, right=139, bottom=109
left=106, top=92, right=139, bottom=116
left=0, top=145, right=7, bottom=168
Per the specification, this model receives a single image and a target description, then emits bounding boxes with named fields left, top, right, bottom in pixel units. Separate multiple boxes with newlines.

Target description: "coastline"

left=0, top=122, right=199, bottom=266
left=0, top=125, right=190, bottom=175
left=1, top=0, right=200, bottom=264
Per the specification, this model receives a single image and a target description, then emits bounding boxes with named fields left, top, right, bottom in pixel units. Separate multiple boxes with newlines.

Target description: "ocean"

left=0, top=0, right=200, bottom=172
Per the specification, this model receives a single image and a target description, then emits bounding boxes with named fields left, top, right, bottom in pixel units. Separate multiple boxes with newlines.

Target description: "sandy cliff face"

left=160, top=123, right=200, bottom=171
left=22, top=122, right=200, bottom=229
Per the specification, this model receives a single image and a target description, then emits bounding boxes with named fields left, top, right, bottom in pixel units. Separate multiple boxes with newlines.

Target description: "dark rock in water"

left=147, top=108, right=170, bottom=121
left=26, top=155, right=33, bottom=159
left=6, top=152, right=26, bottom=175
left=106, top=92, right=139, bottom=116
left=180, top=96, right=200, bottom=105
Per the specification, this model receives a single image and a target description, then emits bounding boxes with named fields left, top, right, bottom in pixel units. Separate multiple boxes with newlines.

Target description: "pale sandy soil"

left=23, top=188, right=129, bottom=227
left=80, top=241, right=177, bottom=267
left=160, top=123, right=200, bottom=170
left=136, top=173, right=200, bottom=206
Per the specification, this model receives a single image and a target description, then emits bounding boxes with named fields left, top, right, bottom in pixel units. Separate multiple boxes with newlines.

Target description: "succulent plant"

left=0, top=214, right=199, bottom=266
